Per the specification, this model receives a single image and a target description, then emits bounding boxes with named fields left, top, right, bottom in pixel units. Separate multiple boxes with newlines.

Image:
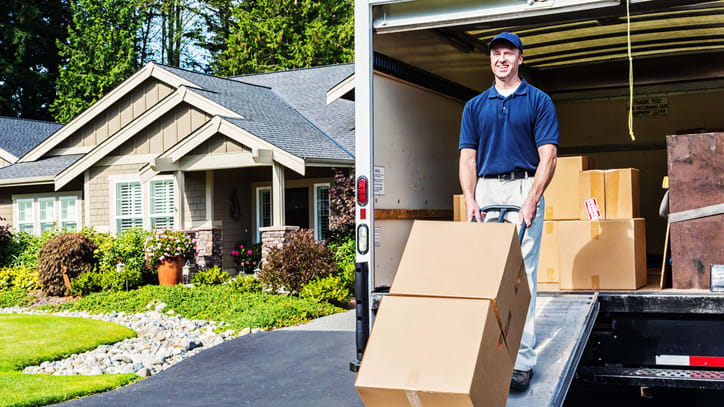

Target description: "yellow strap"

left=627, top=0, right=636, bottom=141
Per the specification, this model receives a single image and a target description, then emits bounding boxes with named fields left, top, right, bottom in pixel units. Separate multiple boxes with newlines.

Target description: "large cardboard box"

left=604, top=168, right=640, bottom=219
left=356, top=296, right=513, bottom=407
left=559, top=219, right=647, bottom=290
left=579, top=170, right=606, bottom=220
left=544, top=156, right=594, bottom=220
left=537, top=221, right=560, bottom=283
left=390, top=221, right=530, bottom=362
left=453, top=194, right=466, bottom=222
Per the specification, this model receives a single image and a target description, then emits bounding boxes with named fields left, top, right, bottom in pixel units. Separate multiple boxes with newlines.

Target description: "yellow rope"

left=627, top=0, right=636, bottom=141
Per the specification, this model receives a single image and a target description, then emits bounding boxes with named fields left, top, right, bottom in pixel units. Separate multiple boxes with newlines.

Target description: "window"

left=150, top=179, right=174, bottom=230
left=314, top=184, right=330, bottom=241
left=256, top=187, right=272, bottom=242
left=16, top=199, right=34, bottom=234
left=38, top=198, right=56, bottom=233
left=60, top=196, right=78, bottom=232
left=115, top=181, right=143, bottom=233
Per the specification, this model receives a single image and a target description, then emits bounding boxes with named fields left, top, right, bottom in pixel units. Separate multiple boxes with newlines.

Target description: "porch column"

left=175, top=170, right=185, bottom=229
left=272, top=161, right=285, bottom=226
left=205, top=170, right=214, bottom=224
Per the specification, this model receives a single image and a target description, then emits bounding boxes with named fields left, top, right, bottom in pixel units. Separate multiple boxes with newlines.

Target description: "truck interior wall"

left=373, top=74, right=465, bottom=286
left=554, top=89, right=724, bottom=255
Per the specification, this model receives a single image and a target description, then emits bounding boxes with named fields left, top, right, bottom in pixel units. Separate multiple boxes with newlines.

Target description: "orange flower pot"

left=157, top=257, right=184, bottom=286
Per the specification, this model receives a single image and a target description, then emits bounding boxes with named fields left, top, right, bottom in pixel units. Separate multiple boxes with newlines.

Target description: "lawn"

left=0, top=314, right=138, bottom=407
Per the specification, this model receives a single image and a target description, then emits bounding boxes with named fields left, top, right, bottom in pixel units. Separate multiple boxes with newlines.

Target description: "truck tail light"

left=357, top=224, right=369, bottom=254
left=357, top=176, right=369, bottom=206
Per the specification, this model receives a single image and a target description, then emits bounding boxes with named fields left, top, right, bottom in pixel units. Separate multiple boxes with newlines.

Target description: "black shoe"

left=510, top=369, right=533, bottom=392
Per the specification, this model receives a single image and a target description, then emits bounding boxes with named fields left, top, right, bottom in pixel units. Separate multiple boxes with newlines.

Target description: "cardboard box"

left=544, top=156, right=594, bottom=220
left=390, top=221, right=530, bottom=362
left=537, top=221, right=560, bottom=283
left=453, top=194, right=466, bottom=222
left=355, top=296, right=513, bottom=407
left=605, top=168, right=640, bottom=219
left=559, top=219, right=647, bottom=290
left=579, top=170, right=606, bottom=220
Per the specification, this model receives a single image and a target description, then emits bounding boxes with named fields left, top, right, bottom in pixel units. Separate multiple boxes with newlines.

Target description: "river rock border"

left=1, top=301, right=262, bottom=377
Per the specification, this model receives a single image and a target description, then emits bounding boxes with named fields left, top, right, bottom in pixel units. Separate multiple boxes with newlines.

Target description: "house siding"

left=183, top=170, right=206, bottom=227
left=189, top=133, right=245, bottom=156
left=59, top=79, right=174, bottom=150
left=0, top=180, right=84, bottom=232
left=87, top=163, right=144, bottom=233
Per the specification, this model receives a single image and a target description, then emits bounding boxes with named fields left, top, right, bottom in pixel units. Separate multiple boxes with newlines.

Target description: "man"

left=458, top=32, right=558, bottom=392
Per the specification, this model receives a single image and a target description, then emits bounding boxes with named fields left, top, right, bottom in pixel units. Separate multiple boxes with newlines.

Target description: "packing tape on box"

left=405, top=391, right=424, bottom=407
left=547, top=268, right=555, bottom=282
left=606, top=170, right=619, bottom=218
left=591, top=275, right=601, bottom=290
left=590, top=221, right=600, bottom=239
left=545, top=206, right=553, bottom=219
left=545, top=222, right=554, bottom=233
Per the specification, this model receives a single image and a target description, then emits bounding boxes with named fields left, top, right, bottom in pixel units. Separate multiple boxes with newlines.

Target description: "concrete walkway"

left=60, top=311, right=364, bottom=406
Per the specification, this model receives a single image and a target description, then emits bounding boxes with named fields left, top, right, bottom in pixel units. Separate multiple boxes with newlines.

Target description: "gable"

left=188, top=133, right=245, bottom=156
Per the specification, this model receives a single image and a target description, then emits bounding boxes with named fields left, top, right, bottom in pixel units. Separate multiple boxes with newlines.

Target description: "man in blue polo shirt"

left=459, top=32, right=559, bottom=392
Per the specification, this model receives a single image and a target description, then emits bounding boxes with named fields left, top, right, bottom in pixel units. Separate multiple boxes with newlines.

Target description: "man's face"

left=490, top=43, right=523, bottom=81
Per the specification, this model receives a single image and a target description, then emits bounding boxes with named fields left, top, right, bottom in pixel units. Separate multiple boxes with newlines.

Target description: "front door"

left=285, top=187, right=309, bottom=229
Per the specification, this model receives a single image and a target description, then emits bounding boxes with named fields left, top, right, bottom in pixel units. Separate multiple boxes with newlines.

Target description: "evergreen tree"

left=211, top=0, right=354, bottom=76
left=0, top=0, right=70, bottom=120
left=50, top=0, right=140, bottom=124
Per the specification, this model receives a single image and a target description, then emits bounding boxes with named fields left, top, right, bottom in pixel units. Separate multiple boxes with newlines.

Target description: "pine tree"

left=50, top=0, right=140, bottom=124
left=211, top=0, right=354, bottom=76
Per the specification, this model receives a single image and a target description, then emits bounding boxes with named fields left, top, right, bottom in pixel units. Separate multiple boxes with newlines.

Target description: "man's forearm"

left=528, top=144, right=558, bottom=204
left=459, top=149, right=478, bottom=202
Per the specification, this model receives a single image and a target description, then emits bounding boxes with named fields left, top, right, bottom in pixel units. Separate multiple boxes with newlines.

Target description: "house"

left=0, top=63, right=355, bottom=272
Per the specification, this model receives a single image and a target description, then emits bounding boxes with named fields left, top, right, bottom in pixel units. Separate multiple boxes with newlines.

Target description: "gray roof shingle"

left=0, top=116, right=63, bottom=159
left=0, top=154, right=83, bottom=180
left=156, top=64, right=354, bottom=160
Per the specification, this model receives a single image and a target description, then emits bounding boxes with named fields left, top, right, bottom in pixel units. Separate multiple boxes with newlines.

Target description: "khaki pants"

left=475, top=176, right=544, bottom=371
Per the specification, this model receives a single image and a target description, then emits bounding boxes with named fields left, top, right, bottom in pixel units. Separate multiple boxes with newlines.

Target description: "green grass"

left=0, top=314, right=138, bottom=407
left=39, top=284, right=342, bottom=330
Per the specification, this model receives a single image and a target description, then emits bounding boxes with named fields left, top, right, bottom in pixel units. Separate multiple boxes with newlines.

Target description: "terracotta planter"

left=157, top=257, right=184, bottom=286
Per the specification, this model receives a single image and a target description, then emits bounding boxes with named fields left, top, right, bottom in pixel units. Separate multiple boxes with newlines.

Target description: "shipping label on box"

left=579, top=170, right=606, bottom=220
left=355, top=296, right=513, bottom=407
left=389, top=221, right=530, bottom=362
left=544, top=156, right=594, bottom=220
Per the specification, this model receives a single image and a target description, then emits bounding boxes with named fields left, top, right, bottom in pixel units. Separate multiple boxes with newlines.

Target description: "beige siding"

left=59, top=79, right=174, bottom=150
left=87, top=164, right=144, bottom=233
left=188, top=134, right=246, bottom=156
left=183, top=171, right=206, bottom=227
left=109, top=104, right=211, bottom=157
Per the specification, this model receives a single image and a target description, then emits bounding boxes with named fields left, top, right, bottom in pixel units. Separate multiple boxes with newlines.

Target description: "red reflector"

left=360, top=208, right=367, bottom=220
left=690, top=356, right=724, bottom=367
left=357, top=177, right=368, bottom=205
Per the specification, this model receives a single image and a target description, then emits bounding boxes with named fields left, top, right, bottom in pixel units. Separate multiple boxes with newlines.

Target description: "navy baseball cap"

left=488, top=32, right=523, bottom=52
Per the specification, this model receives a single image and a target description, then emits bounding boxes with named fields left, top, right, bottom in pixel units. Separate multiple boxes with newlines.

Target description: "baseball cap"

left=488, top=32, right=523, bottom=52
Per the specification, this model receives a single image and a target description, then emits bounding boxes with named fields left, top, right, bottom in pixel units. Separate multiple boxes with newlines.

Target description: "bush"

left=228, top=275, right=262, bottom=293
left=0, top=288, right=34, bottom=308
left=300, top=275, right=351, bottom=307
left=329, top=168, right=355, bottom=239
left=328, top=235, right=355, bottom=293
left=70, top=270, right=104, bottom=296
left=37, top=233, right=98, bottom=296
left=258, top=229, right=337, bottom=295
left=2, top=229, right=60, bottom=270
left=0, top=217, right=11, bottom=261
left=230, top=242, right=261, bottom=274
left=0, top=266, right=39, bottom=291
left=191, top=266, right=230, bottom=286
left=70, top=265, right=143, bottom=296
left=97, top=228, right=154, bottom=284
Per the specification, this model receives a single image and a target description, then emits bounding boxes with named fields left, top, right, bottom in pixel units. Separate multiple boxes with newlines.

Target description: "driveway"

left=60, top=311, right=364, bottom=406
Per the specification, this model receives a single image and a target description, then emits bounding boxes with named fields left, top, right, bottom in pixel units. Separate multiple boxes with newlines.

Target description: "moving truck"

left=349, top=0, right=724, bottom=404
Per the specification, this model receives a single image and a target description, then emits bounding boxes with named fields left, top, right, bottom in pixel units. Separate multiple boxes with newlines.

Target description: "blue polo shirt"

left=459, top=79, right=559, bottom=176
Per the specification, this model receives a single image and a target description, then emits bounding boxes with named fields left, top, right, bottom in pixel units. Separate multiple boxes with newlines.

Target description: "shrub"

left=329, top=168, right=355, bottom=239
left=300, top=275, right=351, bottom=307
left=328, top=235, right=355, bottom=293
left=2, top=229, right=60, bottom=270
left=70, top=270, right=104, bottom=296
left=230, top=242, right=261, bottom=274
left=191, top=266, right=230, bottom=286
left=228, top=275, right=262, bottom=293
left=0, top=216, right=11, bottom=261
left=97, top=228, right=154, bottom=284
left=0, top=288, right=34, bottom=308
left=70, top=265, right=143, bottom=296
left=37, top=233, right=98, bottom=296
left=0, top=266, right=39, bottom=291
left=258, top=229, right=337, bottom=295
left=143, top=230, right=198, bottom=270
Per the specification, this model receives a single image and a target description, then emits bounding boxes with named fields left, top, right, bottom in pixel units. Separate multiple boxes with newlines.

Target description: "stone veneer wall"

left=260, top=226, right=300, bottom=264
left=185, top=227, right=223, bottom=273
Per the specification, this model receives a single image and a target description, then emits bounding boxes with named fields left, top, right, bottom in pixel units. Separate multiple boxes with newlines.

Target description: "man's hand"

left=519, top=196, right=536, bottom=227
left=519, top=144, right=557, bottom=227
left=467, top=199, right=483, bottom=222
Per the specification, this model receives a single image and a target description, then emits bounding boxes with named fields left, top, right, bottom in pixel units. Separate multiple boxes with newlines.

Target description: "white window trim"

left=111, top=177, right=144, bottom=235
left=313, top=183, right=331, bottom=241
left=255, top=186, right=272, bottom=242
left=148, top=175, right=176, bottom=231
left=59, top=195, right=79, bottom=231
left=38, top=197, right=56, bottom=233
left=11, top=192, right=82, bottom=235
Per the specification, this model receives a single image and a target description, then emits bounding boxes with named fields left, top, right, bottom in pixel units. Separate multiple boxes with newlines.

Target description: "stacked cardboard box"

left=540, top=158, right=647, bottom=290
left=356, top=221, right=530, bottom=407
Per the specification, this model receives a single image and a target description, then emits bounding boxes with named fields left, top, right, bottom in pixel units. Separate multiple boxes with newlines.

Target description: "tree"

left=50, top=0, right=140, bottom=124
left=329, top=168, right=355, bottom=240
left=137, top=0, right=207, bottom=69
left=0, top=0, right=70, bottom=120
left=211, top=0, right=354, bottom=76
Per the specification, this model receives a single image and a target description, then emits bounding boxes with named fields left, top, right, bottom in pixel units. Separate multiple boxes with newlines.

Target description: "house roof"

left=231, top=64, right=356, bottom=156
left=0, top=116, right=63, bottom=160
left=0, top=154, right=83, bottom=183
